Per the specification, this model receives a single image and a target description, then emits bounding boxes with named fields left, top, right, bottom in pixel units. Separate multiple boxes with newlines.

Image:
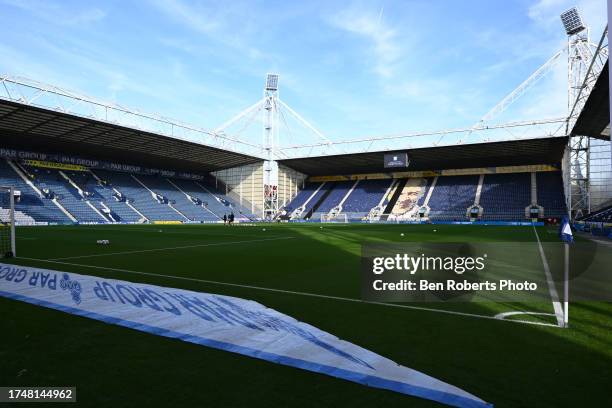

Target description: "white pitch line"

left=49, top=236, right=296, bottom=261
left=494, top=311, right=556, bottom=320
left=533, top=226, right=564, bottom=327
left=18, top=256, right=560, bottom=328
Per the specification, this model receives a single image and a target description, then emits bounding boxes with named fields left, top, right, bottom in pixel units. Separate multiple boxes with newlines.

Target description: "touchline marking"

left=532, top=226, right=564, bottom=327
left=49, top=236, right=296, bottom=261
left=18, top=256, right=560, bottom=328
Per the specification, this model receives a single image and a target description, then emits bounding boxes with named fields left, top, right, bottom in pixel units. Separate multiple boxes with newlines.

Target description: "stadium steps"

left=3, top=160, right=75, bottom=223
left=428, top=175, right=479, bottom=221
left=25, top=166, right=106, bottom=223
left=88, top=170, right=145, bottom=223
left=334, top=180, right=360, bottom=213
left=304, top=183, right=335, bottom=219
left=131, top=175, right=189, bottom=222
left=198, top=180, right=258, bottom=221
left=168, top=179, right=222, bottom=221
left=380, top=178, right=407, bottom=220
left=289, top=182, right=326, bottom=220
left=59, top=171, right=110, bottom=223
left=312, top=181, right=355, bottom=218
left=93, top=170, right=184, bottom=222
left=165, top=178, right=221, bottom=221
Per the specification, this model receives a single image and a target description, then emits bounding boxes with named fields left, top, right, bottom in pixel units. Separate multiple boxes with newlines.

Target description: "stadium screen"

left=383, top=153, right=409, bottom=168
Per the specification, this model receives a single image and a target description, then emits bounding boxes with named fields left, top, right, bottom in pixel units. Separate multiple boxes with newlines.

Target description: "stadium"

left=0, top=2, right=610, bottom=408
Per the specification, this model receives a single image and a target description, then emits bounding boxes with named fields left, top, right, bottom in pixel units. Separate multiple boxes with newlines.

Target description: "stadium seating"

left=68, top=171, right=143, bottom=223
left=417, top=178, right=432, bottom=207
left=93, top=170, right=184, bottom=222
left=0, top=160, right=71, bottom=223
left=0, top=154, right=570, bottom=225
left=24, top=166, right=106, bottom=223
left=132, top=174, right=215, bottom=222
left=580, top=204, right=612, bottom=223
left=312, top=181, right=354, bottom=216
left=479, top=173, right=531, bottom=221
left=428, top=175, right=479, bottom=221
left=300, top=182, right=328, bottom=219
left=389, top=178, right=428, bottom=219
left=342, top=179, right=394, bottom=219
left=198, top=179, right=257, bottom=221
left=283, top=182, right=319, bottom=212
left=166, top=179, right=219, bottom=219
left=536, top=172, right=567, bottom=218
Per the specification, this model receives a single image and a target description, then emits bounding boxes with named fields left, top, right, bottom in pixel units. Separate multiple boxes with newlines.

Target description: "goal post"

left=0, top=186, right=16, bottom=258
left=320, top=213, right=348, bottom=223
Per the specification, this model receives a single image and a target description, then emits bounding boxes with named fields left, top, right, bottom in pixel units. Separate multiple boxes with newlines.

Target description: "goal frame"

left=0, top=186, right=16, bottom=257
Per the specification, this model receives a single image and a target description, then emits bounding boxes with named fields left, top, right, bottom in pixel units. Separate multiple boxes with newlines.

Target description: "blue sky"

left=0, top=0, right=607, bottom=148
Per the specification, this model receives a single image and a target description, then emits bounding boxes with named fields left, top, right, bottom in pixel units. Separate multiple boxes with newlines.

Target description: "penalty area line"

left=18, top=256, right=560, bottom=328
left=49, top=236, right=296, bottom=261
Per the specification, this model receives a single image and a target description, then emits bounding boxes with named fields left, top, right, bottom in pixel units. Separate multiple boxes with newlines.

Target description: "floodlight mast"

left=562, top=7, right=608, bottom=220
left=263, top=74, right=280, bottom=219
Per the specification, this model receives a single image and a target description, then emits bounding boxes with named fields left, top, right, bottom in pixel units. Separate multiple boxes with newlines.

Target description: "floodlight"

left=560, top=7, right=586, bottom=35
left=265, top=74, right=279, bottom=91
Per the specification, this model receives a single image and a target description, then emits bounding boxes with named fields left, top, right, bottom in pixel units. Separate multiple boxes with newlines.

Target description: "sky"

left=0, top=0, right=607, bottom=151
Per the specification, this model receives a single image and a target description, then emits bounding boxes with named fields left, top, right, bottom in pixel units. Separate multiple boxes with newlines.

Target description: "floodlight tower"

left=560, top=7, right=607, bottom=219
left=263, top=74, right=279, bottom=219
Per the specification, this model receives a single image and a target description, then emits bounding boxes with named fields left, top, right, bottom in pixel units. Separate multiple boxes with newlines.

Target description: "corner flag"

left=559, top=216, right=572, bottom=328
left=559, top=216, right=574, bottom=244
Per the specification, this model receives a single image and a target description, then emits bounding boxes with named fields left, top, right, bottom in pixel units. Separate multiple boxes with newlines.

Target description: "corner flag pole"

left=559, top=216, right=573, bottom=328
left=563, top=242, right=569, bottom=328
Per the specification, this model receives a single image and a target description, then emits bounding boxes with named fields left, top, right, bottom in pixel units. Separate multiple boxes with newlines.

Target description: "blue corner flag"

left=559, top=216, right=574, bottom=244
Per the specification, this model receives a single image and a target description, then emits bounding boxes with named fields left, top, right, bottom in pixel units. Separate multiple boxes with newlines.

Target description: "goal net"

left=321, top=213, right=348, bottom=223
left=0, top=186, right=16, bottom=258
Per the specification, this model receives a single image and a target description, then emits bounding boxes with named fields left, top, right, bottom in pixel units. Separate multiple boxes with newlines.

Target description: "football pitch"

left=1, top=223, right=611, bottom=407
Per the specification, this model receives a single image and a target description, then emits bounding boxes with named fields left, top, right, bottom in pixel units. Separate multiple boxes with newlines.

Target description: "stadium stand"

left=281, top=171, right=567, bottom=223
left=0, top=160, right=71, bottom=223
left=283, top=182, right=319, bottom=213
left=300, top=182, right=328, bottom=219
left=311, top=180, right=355, bottom=217
left=580, top=204, right=612, bottom=223
left=92, top=170, right=185, bottom=222
left=342, top=179, right=393, bottom=220
left=167, top=178, right=223, bottom=221
left=72, top=171, right=143, bottom=223
left=479, top=173, right=531, bottom=221
left=24, top=166, right=106, bottom=223
left=199, top=179, right=256, bottom=221
left=536, top=172, right=567, bottom=218
left=131, top=174, right=213, bottom=222
left=427, top=175, right=479, bottom=221
left=388, top=178, right=427, bottom=220
left=0, top=149, right=569, bottom=225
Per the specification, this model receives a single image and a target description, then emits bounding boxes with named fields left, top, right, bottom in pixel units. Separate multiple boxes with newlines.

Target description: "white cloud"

left=149, top=0, right=219, bottom=34
left=329, top=8, right=401, bottom=78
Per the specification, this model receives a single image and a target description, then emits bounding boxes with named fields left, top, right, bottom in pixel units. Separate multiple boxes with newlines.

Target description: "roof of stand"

left=278, top=136, right=569, bottom=176
left=571, top=61, right=610, bottom=141
left=0, top=99, right=262, bottom=173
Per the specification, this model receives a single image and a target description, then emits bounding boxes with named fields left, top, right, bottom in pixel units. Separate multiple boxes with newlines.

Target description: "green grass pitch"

left=1, top=223, right=611, bottom=407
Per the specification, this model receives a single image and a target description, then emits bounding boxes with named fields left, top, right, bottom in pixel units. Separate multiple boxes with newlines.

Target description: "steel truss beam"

left=0, top=75, right=261, bottom=157
left=567, top=25, right=608, bottom=219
